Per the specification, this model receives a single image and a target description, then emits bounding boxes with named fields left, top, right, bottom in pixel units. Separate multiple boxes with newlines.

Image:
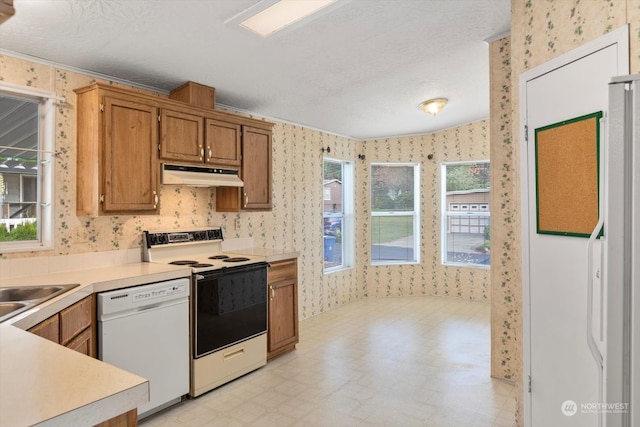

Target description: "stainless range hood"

left=161, top=164, right=243, bottom=187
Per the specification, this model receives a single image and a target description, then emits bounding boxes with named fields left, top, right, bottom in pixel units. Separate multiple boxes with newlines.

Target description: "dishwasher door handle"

left=99, top=298, right=188, bottom=322
left=138, top=303, right=162, bottom=312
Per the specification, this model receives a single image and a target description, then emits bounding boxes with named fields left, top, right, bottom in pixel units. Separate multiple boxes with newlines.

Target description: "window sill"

left=323, top=265, right=353, bottom=275
left=442, top=262, right=490, bottom=269
left=0, top=241, right=53, bottom=253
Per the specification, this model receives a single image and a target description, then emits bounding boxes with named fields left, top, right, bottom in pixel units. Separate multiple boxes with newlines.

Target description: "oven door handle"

left=196, top=274, right=205, bottom=281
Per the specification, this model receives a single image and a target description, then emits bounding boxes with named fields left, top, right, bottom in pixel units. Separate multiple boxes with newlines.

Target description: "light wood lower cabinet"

left=29, top=294, right=96, bottom=357
left=267, top=258, right=299, bottom=360
left=94, top=409, right=138, bottom=427
left=28, top=294, right=138, bottom=426
left=28, top=313, right=59, bottom=343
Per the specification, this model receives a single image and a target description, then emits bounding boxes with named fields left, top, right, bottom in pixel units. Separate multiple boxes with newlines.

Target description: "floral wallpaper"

left=489, top=36, right=518, bottom=384
left=507, top=1, right=640, bottom=425
left=0, top=53, right=491, bottom=319
left=362, top=123, right=491, bottom=302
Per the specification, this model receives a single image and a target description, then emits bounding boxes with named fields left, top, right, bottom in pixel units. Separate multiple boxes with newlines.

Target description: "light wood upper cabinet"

left=75, top=84, right=159, bottom=215
left=160, top=114, right=240, bottom=167
left=159, top=109, right=204, bottom=163
left=76, top=82, right=273, bottom=215
left=216, top=125, right=272, bottom=211
left=205, top=118, right=241, bottom=166
left=242, top=126, right=272, bottom=209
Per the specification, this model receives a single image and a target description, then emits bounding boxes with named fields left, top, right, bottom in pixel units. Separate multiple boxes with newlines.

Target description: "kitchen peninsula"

left=0, top=262, right=191, bottom=427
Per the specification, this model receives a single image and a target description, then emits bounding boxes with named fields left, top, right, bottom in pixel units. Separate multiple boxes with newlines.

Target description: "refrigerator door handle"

left=586, top=116, right=606, bottom=370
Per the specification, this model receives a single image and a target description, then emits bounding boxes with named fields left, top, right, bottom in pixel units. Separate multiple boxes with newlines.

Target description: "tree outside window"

left=0, top=88, right=55, bottom=251
left=371, top=163, right=420, bottom=264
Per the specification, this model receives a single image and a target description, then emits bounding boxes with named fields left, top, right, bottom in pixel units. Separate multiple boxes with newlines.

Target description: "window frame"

left=370, top=162, right=420, bottom=265
left=323, top=157, right=354, bottom=273
left=440, top=160, right=490, bottom=268
left=0, top=83, right=56, bottom=253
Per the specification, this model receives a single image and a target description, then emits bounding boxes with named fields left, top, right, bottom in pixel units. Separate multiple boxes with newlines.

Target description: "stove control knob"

left=152, top=233, right=168, bottom=245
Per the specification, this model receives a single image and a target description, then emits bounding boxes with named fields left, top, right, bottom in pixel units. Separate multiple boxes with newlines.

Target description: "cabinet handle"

left=200, top=146, right=204, bottom=160
left=153, top=190, right=158, bottom=209
left=208, top=147, right=212, bottom=158
left=243, top=192, right=248, bottom=208
left=270, top=285, right=274, bottom=300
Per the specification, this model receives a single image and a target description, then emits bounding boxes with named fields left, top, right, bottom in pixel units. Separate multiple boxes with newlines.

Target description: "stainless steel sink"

left=0, top=284, right=80, bottom=323
left=0, top=302, right=27, bottom=317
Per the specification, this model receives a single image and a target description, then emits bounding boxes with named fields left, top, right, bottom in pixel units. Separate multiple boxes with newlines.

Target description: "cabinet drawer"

left=60, top=295, right=94, bottom=345
left=28, top=315, right=60, bottom=343
left=268, top=259, right=297, bottom=283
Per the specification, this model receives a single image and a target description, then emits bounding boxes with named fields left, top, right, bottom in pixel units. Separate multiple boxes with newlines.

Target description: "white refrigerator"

left=595, top=74, right=640, bottom=427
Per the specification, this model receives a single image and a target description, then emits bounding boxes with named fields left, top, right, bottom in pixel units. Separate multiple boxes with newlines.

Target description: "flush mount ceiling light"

left=419, top=98, right=448, bottom=116
left=238, top=0, right=338, bottom=37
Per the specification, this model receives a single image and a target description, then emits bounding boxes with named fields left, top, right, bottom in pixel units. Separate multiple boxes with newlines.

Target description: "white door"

left=521, top=27, right=628, bottom=426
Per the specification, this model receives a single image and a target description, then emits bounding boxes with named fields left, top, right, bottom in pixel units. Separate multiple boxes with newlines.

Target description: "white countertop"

left=227, top=248, right=299, bottom=264
left=0, top=262, right=192, bottom=427
left=0, top=250, right=298, bottom=426
left=0, top=325, right=148, bottom=427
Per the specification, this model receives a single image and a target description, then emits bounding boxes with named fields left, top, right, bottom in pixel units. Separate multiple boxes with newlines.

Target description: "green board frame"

left=534, top=111, right=602, bottom=238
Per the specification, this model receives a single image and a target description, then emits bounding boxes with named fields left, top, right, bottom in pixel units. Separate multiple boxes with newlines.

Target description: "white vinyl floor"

left=140, top=296, right=516, bottom=427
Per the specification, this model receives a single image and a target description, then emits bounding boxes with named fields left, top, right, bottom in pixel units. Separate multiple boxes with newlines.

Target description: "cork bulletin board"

left=534, top=111, right=602, bottom=237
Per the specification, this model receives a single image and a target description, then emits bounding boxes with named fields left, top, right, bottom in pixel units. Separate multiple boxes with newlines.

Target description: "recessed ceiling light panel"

left=239, top=0, right=338, bottom=37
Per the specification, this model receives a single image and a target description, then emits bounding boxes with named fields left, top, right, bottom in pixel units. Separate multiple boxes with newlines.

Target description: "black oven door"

left=193, top=262, right=268, bottom=358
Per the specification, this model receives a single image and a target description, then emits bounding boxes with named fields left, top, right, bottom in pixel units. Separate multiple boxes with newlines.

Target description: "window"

left=441, top=161, right=490, bottom=267
left=371, top=163, right=420, bottom=264
left=323, top=158, right=353, bottom=272
left=0, top=84, right=56, bottom=252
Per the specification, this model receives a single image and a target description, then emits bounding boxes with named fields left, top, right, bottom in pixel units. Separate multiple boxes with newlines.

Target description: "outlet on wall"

left=234, top=218, right=241, bottom=230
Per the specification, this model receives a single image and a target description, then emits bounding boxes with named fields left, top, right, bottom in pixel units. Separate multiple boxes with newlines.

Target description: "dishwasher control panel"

left=132, top=281, right=188, bottom=303
left=97, top=278, right=190, bottom=318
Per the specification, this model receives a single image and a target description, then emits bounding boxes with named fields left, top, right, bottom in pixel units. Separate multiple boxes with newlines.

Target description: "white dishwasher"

left=97, top=278, right=190, bottom=419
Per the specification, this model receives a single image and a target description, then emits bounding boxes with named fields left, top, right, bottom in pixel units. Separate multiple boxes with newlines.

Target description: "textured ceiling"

left=0, top=0, right=510, bottom=139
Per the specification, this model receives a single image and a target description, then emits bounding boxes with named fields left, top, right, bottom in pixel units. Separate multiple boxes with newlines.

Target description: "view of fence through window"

left=371, top=163, right=419, bottom=263
left=0, top=94, right=39, bottom=242
left=442, top=161, right=490, bottom=266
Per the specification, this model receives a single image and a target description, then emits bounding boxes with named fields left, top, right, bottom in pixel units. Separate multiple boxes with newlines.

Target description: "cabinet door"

left=160, top=109, right=204, bottom=163
left=205, top=118, right=241, bottom=166
left=242, top=126, right=272, bottom=209
left=103, top=96, right=159, bottom=212
left=269, top=280, right=298, bottom=351
left=268, top=259, right=298, bottom=360
left=65, top=327, right=95, bottom=357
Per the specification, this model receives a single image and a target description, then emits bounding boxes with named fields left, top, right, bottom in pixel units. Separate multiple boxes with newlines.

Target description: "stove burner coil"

left=191, top=263, right=214, bottom=268
left=208, top=255, right=230, bottom=260
left=169, top=260, right=198, bottom=265
left=223, top=257, right=251, bottom=262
